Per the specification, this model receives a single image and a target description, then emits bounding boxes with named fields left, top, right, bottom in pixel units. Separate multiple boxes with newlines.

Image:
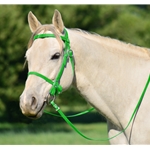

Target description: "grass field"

left=0, top=122, right=109, bottom=145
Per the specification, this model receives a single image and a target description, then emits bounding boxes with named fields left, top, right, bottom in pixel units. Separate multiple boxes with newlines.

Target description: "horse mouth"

left=23, top=101, right=47, bottom=119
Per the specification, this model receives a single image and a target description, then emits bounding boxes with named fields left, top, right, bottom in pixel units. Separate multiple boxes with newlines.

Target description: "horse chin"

left=28, top=111, right=43, bottom=119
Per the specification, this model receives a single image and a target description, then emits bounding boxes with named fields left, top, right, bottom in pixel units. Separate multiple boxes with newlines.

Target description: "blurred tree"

left=99, top=5, right=150, bottom=47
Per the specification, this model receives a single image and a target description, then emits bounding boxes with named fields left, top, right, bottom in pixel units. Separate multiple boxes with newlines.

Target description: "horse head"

left=20, top=10, right=74, bottom=119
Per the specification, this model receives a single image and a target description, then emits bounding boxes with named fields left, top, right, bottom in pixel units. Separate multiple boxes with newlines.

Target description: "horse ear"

left=52, top=9, right=64, bottom=33
left=28, top=11, right=41, bottom=33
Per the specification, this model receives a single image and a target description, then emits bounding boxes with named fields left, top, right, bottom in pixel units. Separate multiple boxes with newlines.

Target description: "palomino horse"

left=20, top=10, right=150, bottom=144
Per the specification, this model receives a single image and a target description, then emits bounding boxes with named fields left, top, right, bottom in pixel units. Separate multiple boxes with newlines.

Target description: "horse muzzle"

left=19, top=90, right=47, bottom=119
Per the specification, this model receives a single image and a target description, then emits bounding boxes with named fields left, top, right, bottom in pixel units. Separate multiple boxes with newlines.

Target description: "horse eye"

left=51, top=52, right=60, bottom=60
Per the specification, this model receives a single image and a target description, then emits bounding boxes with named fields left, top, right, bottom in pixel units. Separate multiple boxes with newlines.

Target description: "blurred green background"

left=0, top=4, right=150, bottom=145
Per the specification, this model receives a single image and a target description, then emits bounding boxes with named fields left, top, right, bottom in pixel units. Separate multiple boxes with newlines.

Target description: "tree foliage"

left=1, top=5, right=150, bottom=122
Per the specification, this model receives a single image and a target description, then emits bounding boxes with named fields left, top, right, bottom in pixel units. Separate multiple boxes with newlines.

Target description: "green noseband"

left=28, top=28, right=74, bottom=96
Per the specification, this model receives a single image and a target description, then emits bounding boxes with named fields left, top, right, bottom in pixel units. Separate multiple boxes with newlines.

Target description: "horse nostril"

left=31, top=96, right=37, bottom=108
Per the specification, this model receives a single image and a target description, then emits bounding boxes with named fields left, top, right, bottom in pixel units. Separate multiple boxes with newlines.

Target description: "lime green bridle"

left=28, top=28, right=74, bottom=96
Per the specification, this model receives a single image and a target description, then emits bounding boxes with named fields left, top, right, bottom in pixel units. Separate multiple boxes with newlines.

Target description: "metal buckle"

left=45, top=93, right=56, bottom=105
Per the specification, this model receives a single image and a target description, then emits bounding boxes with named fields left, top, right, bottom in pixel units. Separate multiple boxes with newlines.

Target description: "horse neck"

left=68, top=29, right=150, bottom=127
